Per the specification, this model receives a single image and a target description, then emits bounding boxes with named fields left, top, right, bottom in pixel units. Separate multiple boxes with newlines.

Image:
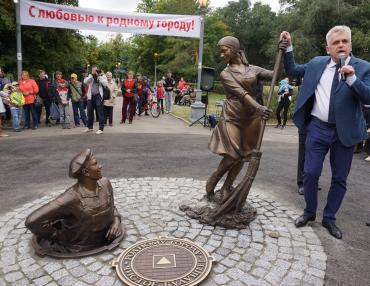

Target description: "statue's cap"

left=69, top=149, right=92, bottom=178
left=217, top=36, right=240, bottom=52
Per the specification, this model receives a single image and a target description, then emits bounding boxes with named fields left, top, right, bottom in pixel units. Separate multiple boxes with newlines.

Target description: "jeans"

left=10, top=107, right=22, bottom=130
left=59, top=104, right=71, bottom=128
left=23, top=103, right=38, bottom=128
left=87, top=94, right=104, bottom=131
left=72, top=101, right=87, bottom=126
left=165, top=90, right=173, bottom=112
left=36, top=98, right=51, bottom=124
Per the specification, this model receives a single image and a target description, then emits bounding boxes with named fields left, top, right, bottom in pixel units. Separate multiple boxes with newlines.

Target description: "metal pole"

left=196, top=15, right=204, bottom=90
left=154, top=61, right=157, bottom=86
left=190, top=12, right=206, bottom=124
left=15, top=0, right=22, bottom=80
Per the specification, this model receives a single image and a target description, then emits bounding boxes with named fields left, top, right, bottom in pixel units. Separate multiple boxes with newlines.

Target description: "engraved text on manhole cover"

left=112, top=237, right=215, bottom=286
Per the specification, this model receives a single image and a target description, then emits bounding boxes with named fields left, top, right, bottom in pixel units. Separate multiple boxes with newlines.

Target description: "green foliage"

left=0, top=0, right=83, bottom=78
left=213, top=81, right=224, bottom=94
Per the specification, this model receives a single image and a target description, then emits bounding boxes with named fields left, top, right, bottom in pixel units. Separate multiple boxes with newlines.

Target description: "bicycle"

left=149, top=90, right=160, bottom=118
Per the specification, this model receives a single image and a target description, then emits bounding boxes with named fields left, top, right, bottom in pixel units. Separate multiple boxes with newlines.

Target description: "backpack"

left=102, top=85, right=111, bottom=100
left=208, top=114, right=218, bottom=128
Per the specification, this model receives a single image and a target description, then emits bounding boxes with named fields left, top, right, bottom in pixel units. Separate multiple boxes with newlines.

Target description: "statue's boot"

left=206, top=157, right=234, bottom=199
left=220, top=161, right=243, bottom=200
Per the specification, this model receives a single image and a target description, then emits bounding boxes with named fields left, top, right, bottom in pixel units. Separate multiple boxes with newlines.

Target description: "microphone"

left=338, top=53, right=346, bottom=81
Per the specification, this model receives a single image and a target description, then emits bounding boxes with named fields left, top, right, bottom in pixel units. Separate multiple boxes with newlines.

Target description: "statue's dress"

left=209, top=65, right=273, bottom=160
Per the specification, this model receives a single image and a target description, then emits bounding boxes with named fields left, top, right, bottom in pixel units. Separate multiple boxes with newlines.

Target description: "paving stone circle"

left=0, top=177, right=327, bottom=286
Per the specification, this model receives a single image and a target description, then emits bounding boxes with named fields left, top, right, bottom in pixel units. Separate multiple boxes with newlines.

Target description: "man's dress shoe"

left=295, top=215, right=316, bottom=228
left=322, top=221, right=342, bottom=239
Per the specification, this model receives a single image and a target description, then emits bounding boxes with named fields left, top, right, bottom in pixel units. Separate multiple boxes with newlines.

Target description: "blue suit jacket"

left=284, top=51, right=370, bottom=146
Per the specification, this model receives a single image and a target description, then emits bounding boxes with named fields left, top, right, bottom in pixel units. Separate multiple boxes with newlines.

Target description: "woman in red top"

left=121, top=71, right=137, bottom=124
left=19, top=71, right=39, bottom=129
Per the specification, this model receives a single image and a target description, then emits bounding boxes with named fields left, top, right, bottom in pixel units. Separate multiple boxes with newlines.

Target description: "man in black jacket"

left=36, top=70, right=52, bottom=126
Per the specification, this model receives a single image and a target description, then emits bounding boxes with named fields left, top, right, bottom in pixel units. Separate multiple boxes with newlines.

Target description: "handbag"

left=102, top=85, right=111, bottom=100
left=49, top=102, right=60, bottom=123
left=70, top=82, right=83, bottom=102
left=34, top=95, right=43, bottom=107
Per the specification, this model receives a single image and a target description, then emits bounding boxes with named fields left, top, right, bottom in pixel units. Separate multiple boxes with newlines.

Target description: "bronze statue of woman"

left=207, top=36, right=273, bottom=201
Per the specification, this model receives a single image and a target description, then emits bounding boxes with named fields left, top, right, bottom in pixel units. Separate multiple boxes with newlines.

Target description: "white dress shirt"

left=311, top=57, right=355, bottom=122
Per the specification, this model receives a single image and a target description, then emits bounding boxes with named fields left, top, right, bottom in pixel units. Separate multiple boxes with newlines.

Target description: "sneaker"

left=0, top=133, right=9, bottom=137
left=274, top=124, right=280, bottom=128
left=365, top=156, right=370, bottom=162
left=280, top=125, right=285, bottom=130
left=84, top=128, right=93, bottom=133
left=96, top=130, right=103, bottom=134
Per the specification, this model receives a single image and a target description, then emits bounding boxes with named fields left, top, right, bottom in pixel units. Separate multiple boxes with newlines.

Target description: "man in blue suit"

left=280, top=26, right=370, bottom=239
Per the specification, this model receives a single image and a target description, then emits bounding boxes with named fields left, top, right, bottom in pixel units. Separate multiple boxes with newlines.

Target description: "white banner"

left=20, top=0, right=201, bottom=39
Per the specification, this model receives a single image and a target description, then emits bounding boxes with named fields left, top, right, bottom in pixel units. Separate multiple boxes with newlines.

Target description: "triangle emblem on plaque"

left=157, top=257, right=171, bottom=265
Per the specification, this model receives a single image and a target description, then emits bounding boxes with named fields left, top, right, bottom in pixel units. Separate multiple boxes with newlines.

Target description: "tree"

left=0, top=0, right=85, bottom=78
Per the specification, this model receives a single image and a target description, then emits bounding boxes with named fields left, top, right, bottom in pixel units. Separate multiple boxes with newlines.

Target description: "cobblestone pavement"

left=0, top=178, right=326, bottom=286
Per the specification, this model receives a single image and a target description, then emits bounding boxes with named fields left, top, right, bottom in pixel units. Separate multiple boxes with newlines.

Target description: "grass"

left=172, top=92, right=225, bottom=122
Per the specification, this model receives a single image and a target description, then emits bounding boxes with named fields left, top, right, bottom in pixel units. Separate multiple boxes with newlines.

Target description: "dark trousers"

left=122, top=97, right=134, bottom=122
left=363, top=107, right=370, bottom=155
left=157, top=99, right=164, bottom=111
left=297, top=128, right=306, bottom=187
left=104, top=106, right=113, bottom=125
left=276, top=97, right=291, bottom=126
left=72, top=101, right=87, bottom=126
left=23, top=103, right=38, bottom=128
left=138, top=95, right=148, bottom=114
left=303, top=118, right=354, bottom=223
left=36, top=99, right=51, bottom=124
left=87, top=94, right=104, bottom=131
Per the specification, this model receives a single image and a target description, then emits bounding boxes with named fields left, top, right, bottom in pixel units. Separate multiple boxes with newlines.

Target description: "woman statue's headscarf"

left=217, top=36, right=249, bottom=65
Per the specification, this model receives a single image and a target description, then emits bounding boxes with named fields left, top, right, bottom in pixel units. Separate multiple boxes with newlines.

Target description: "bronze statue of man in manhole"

left=112, top=237, right=214, bottom=286
left=25, top=149, right=124, bottom=258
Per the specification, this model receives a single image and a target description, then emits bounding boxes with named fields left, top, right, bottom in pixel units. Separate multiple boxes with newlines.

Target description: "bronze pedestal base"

left=180, top=191, right=257, bottom=229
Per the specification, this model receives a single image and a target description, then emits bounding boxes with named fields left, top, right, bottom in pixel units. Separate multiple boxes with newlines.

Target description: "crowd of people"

left=0, top=66, right=194, bottom=136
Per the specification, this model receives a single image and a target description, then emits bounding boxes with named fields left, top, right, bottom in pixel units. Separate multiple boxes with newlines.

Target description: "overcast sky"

left=78, top=0, right=280, bottom=42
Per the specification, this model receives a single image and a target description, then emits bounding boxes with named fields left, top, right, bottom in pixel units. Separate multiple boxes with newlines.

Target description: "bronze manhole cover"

left=112, top=237, right=215, bottom=286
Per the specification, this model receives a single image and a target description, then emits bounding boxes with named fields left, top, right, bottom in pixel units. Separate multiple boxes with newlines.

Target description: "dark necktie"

left=328, top=64, right=340, bottom=124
